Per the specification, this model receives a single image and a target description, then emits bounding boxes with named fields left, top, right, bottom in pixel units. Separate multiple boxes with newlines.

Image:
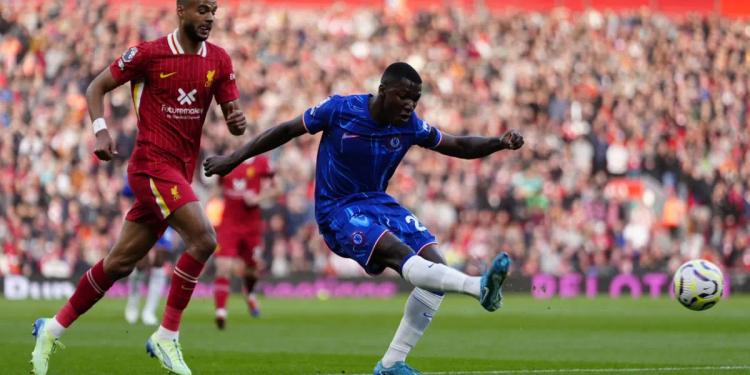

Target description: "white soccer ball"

left=672, top=259, right=724, bottom=311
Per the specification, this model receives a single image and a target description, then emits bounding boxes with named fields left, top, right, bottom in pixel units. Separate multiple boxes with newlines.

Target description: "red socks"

left=55, top=260, right=114, bottom=327
left=214, top=277, right=230, bottom=310
left=161, top=252, right=205, bottom=331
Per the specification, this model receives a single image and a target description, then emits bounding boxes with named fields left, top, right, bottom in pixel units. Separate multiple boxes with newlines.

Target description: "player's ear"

left=176, top=1, right=185, bottom=17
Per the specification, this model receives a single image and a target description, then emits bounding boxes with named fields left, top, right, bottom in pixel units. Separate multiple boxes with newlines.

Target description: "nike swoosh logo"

left=427, top=263, right=435, bottom=268
left=422, top=312, right=434, bottom=319
left=160, top=72, right=177, bottom=78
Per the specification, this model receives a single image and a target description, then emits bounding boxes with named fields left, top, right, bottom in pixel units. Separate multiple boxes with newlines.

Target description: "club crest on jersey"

left=122, top=47, right=138, bottom=62
left=205, top=69, right=216, bottom=87
left=351, top=231, right=366, bottom=247
left=170, top=185, right=181, bottom=201
left=388, top=136, right=401, bottom=150
left=246, top=167, right=255, bottom=178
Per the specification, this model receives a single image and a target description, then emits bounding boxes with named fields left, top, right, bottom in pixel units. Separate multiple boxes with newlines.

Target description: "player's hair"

left=176, top=0, right=189, bottom=7
left=381, top=62, right=422, bottom=86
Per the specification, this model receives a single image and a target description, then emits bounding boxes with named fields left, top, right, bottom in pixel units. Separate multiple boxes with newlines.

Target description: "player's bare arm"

left=220, top=100, right=247, bottom=136
left=204, top=115, right=307, bottom=177
left=432, top=129, right=524, bottom=159
left=85, top=68, right=122, bottom=161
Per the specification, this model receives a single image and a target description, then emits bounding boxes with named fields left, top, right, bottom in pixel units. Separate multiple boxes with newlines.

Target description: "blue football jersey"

left=303, top=94, right=443, bottom=224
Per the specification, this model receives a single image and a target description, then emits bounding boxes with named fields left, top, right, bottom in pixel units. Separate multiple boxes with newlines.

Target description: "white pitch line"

left=324, top=365, right=750, bottom=375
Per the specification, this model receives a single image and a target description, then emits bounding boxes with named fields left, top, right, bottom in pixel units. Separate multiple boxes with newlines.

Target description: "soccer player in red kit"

left=30, top=1, right=244, bottom=374
left=213, top=155, right=279, bottom=329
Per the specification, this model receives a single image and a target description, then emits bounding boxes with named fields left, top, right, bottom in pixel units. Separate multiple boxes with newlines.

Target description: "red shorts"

left=125, top=172, right=198, bottom=237
left=215, top=226, right=262, bottom=267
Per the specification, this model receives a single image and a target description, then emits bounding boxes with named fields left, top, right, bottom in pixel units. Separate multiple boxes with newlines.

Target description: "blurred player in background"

left=30, top=1, right=245, bottom=374
left=204, top=62, right=524, bottom=375
left=121, top=177, right=179, bottom=326
left=124, top=228, right=176, bottom=326
left=212, top=153, right=279, bottom=329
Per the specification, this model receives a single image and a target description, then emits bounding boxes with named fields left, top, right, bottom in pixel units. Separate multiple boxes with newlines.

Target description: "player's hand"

left=203, top=155, right=237, bottom=177
left=500, top=129, right=524, bottom=150
left=226, top=110, right=246, bottom=136
left=93, top=130, right=118, bottom=161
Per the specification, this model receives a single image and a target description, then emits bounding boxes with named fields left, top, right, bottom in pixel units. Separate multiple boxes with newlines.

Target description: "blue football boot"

left=479, top=252, right=512, bottom=311
left=373, top=360, right=422, bottom=375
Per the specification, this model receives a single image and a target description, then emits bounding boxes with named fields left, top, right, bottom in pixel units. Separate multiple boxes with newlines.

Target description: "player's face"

left=179, top=0, right=217, bottom=42
left=382, top=78, right=421, bottom=125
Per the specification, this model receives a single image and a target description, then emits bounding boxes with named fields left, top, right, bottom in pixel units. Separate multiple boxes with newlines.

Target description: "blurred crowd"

left=1, top=1, right=750, bottom=281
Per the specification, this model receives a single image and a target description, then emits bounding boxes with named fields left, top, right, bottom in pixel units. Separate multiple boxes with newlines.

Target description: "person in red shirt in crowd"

left=30, top=1, right=246, bottom=374
left=213, top=154, right=279, bottom=329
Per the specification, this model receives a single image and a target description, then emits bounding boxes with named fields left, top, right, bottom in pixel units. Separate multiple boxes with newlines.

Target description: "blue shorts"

left=320, top=201, right=437, bottom=275
left=154, top=227, right=177, bottom=253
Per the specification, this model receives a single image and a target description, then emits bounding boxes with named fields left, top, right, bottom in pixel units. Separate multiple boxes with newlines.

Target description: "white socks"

left=143, top=267, right=167, bottom=316
left=126, top=269, right=141, bottom=306
left=156, top=325, right=179, bottom=341
left=47, top=317, right=66, bottom=338
left=401, top=255, right=481, bottom=298
left=382, top=288, right=444, bottom=368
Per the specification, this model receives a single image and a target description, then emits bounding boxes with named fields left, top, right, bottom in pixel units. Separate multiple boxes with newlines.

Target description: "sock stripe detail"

left=174, top=267, right=198, bottom=283
left=85, top=270, right=104, bottom=295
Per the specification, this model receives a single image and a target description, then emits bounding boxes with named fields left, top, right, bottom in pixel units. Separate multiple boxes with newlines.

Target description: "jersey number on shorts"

left=405, top=215, right=427, bottom=232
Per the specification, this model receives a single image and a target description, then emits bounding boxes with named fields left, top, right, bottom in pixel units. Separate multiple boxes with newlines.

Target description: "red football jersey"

left=220, top=156, right=273, bottom=232
left=109, top=29, right=239, bottom=180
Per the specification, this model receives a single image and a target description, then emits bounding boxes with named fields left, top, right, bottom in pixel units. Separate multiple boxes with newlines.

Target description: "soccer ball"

left=672, top=259, right=724, bottom=311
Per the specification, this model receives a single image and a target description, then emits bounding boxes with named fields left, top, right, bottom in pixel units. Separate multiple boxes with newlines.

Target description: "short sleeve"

left=109, top=44, right=149, bottom=85
left=415, top=117, right=443, bottom=149
left=215, top=52, right=239, bottom=105
left=302, top=96, right=339, bottom=134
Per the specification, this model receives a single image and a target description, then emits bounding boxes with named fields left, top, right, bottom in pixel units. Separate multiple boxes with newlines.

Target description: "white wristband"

left=92, top=118, right=108, bottom=134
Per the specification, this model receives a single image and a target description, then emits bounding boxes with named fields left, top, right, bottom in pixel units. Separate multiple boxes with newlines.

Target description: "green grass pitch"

left=2, top=294, right=749, bottom=374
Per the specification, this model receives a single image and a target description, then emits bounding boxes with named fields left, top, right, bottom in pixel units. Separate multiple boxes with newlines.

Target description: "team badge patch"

left=351, top=231, right=366, bottom=247
left=389, top=136, right=401, bottom=149
left=122, top=47, right=138, bottom=62
left=205, top=69, right=216, bottom=87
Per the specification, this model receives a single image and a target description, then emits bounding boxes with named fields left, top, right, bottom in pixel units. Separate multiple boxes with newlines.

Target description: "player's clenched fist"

left=226, top=110, right=246, bottom=135
left=93, top=131, right=118, bottom=161
left=500, top=129, right=524, bottom=150
left=203, top=155, right=236, bottom=177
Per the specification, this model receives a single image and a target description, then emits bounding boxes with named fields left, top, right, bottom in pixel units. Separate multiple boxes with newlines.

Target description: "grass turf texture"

left=2, top=295, right=748, bottom=374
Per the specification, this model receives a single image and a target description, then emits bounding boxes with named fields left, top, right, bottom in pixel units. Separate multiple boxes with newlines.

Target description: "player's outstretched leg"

left=401, top=251, right=511, bottom=312
left=30, top=260, right=115, bottom=374
left=30, top=221, right=157, bottom=374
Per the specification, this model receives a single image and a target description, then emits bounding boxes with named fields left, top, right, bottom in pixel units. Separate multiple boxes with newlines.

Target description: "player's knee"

left=103, top=255, right=138, bottom=280
left=192, top=231, right=217, bottom=257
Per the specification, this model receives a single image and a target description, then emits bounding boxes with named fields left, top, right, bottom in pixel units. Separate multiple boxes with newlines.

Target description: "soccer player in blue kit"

left=203, top=62, right=524, bottom=374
